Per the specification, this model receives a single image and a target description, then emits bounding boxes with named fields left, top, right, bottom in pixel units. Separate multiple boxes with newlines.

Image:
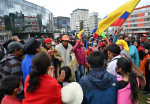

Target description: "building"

left=71, top=9, right=89, bottom=35
left=89, top=12, right=98, bottom=33
left=123, top=5, right=150, bottom=36
left=24, top=16, right=39, bottom=33
left=0, top=16, right=5, bottom=31
left=53, top=16, right=70, bottom=34
left=0, top=0, right=53, bottom=33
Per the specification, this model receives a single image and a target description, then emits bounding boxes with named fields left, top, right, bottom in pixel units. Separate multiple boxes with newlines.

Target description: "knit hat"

left=7, top=42, right=23, bottom=52
left=116, top=39, right=129, bottom=52
left=23, top=37, right=40, bottom=55
left=61, top=82, right=83, bottom=104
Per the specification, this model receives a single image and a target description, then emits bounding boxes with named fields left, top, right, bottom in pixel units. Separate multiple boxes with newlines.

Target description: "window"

left=144, top=23, right=150, bottom=26
left=145, top=13, right=148, bottom=16
left=131, top=24, right=137, bottom=27
left=131, top=19, right=137, bottom=22
left=131, top=14, right=137, bottom=18
left=144, top=18, right=150, bottom=21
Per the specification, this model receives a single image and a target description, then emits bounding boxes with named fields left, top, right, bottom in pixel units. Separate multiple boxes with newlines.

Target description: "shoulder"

left=106, top=72, right=117, bottom=82
left=55, top=44, right=62, bottom=49
left=79, top=76, right=89, bottom=86
left=68, top=43, right=73, bottom=48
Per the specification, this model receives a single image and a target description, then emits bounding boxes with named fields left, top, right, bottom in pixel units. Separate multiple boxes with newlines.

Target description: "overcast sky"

left=26, top=0, right=149, bottom=18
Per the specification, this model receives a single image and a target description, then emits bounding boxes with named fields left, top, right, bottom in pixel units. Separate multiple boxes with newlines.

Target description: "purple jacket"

left=73, top=42, right=87, bottom=65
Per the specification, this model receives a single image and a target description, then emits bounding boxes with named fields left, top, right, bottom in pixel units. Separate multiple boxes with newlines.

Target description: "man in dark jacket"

left=0, top=42, right=23, bottom=79
left=79, top=51, right=118, bottom=104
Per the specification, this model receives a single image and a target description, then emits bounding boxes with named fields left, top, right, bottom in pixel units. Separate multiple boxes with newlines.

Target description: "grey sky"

left=26, top=0, right=149, bottom=18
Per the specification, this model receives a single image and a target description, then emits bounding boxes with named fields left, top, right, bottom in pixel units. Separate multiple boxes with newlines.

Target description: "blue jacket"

left=113, top=34, right=139, bottom=68
left=79, top=68, right=118, bottom=104
left=129, top=44, right=139, bottom=68
left=21, top=54, right=34, bottom=82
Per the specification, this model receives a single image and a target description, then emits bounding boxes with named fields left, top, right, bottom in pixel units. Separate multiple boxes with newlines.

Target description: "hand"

left=47, top=66, right=55, bottom=77
left=48, top=50, right=54, bottom=55
left=116, top=28, right=122, bottom=35
left=78, top=39, right=81, bottom=43
left=58, top=58, right=62, bottom=62
left=57, top=70, right=65, bottom=82
left=12, top=36, right=20, bottom=42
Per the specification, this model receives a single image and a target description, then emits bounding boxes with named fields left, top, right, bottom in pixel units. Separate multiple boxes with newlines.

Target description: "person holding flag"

left=73, top=39, right=88, bottom=82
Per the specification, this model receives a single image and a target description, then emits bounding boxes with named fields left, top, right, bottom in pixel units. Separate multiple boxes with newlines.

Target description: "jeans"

left=75, top=65, right=84, bottom=82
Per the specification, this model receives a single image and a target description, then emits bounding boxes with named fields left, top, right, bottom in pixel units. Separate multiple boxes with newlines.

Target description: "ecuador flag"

left=95, top=0, right=141, bottom=35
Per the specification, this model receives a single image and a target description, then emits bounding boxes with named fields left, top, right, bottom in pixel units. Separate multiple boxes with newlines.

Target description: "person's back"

left=79, top=51, right=117, bottom=104
left=22, top=52, right=63, bottom=104
left=121, top=49, right=131, bottom=59
left=22, top=54, right=34, bottom=82
left=23, top=74, right=62, bottom=104
left=21, top=37, right=41, bottom=82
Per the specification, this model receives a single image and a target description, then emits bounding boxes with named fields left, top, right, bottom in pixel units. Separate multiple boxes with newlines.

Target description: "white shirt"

left=107, top=55, right=122, bottom=78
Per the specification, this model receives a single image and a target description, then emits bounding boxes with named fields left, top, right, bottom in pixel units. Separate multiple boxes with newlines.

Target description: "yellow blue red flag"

left=95, top=0, right=140, bottom=35
left=77, top=28, right=84, bottom=39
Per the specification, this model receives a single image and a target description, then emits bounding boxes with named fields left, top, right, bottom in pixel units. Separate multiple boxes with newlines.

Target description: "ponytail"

left=117, top=57, right=139, bottom=104
left=27, top=68, right=41, bottom=93
left=26, top=52, right=51, bottom=93
left=129, top=70, right=139, bottom=104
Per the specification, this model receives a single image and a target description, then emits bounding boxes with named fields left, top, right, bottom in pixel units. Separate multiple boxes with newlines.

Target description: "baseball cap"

left=7, top=42, right=23, bottom=52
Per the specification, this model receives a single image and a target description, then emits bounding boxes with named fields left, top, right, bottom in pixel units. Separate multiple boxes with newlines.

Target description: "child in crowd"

left=59, top=66, right=72, bottom=87
left=116, top=57, right=139, bottom=104
left=86, top=43, right=94, bottom=58
left=0, top=75, right=22, bottom=104
left=93, top=40, right=99, bottom=51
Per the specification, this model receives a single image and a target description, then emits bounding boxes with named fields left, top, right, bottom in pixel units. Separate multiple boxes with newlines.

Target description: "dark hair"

left=134, top=40, right=140, bottom=46
left=94, top=40, right=98, bottom=43
left=117, top=57, right=139, bottom=103
left=88, top=51, right=104, bottom=68
left=23, top=38, right=41, bottom=55
left=108, top=44, right=120, bottom=56
left=27, top=52, right=51, bottom=93
left=88, top=43, right=92, bottom=46
left=0, top=75, right=21, bottom=95
left=59, top=66, right=71, bottom=81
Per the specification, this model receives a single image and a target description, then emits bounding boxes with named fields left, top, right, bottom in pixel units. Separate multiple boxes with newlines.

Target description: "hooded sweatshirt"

left=79, top=68, right=118, bottom=104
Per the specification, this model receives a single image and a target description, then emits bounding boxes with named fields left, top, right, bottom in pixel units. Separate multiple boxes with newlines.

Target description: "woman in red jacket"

left=22, top=52, right=64, bottom=104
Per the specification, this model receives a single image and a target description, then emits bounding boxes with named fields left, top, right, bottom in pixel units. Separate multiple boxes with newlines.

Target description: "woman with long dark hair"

left=22, top=52, right=63, bottom=104
left=116, top=57, right=139, bottom=104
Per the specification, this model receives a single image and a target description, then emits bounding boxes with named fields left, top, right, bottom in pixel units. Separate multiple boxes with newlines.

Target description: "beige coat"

left=55, top=43, right=73, bottom=66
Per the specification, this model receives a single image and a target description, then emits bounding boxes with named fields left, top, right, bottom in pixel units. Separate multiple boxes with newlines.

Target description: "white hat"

left=61, top=82, right=83, bottom=104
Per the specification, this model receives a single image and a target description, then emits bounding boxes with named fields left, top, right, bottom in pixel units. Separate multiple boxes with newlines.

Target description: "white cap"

left=61, top=82, right=83, bottom=104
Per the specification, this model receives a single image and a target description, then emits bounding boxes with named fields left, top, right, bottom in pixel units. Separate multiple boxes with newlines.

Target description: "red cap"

left=44, top=38, right=52, bottom=44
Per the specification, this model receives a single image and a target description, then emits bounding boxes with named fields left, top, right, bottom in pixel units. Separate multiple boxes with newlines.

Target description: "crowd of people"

left=0, top=27, right=150, bottom=104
